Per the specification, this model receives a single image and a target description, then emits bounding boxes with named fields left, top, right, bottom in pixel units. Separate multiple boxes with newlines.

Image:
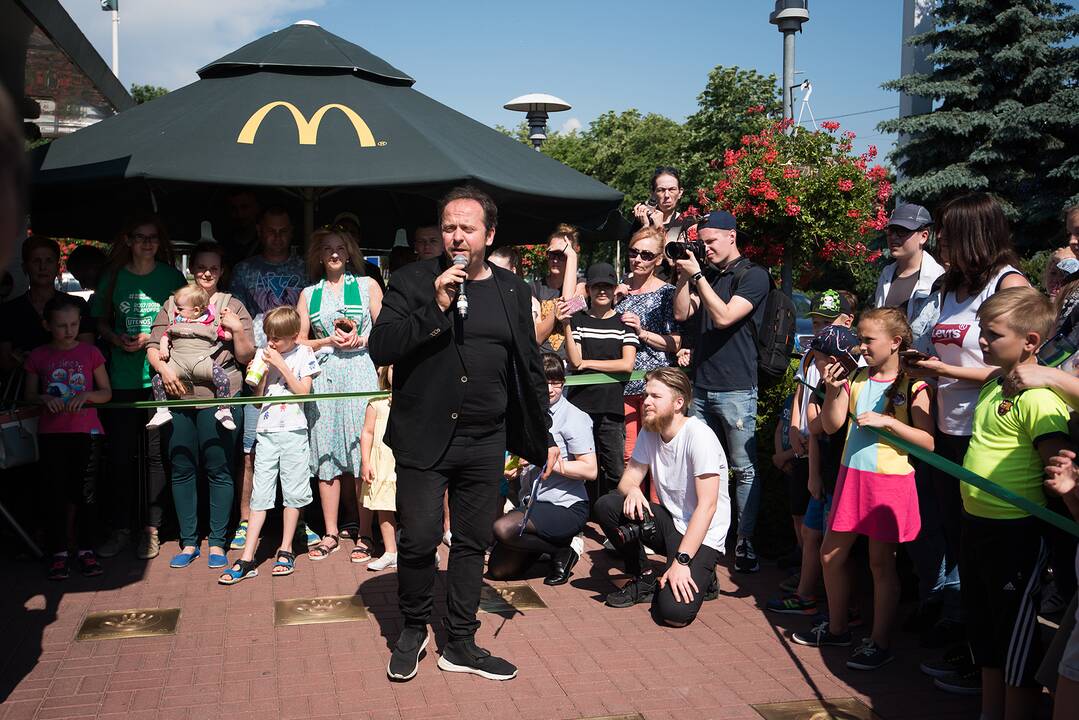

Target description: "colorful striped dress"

left=830, top=368, right=926, bottom=543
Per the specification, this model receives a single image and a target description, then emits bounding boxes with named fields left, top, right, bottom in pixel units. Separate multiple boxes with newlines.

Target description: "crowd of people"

left=2, top=166, right=1078, bottom=717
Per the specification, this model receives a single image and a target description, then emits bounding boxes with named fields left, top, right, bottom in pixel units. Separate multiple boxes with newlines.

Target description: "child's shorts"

left=803, top=493, right=833, bottom=533
left=961, top=512, right=1047, bottom=687
left=251, top=429, right=312, bottom=511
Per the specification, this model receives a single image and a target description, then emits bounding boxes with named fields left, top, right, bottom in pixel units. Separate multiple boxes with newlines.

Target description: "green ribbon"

left=796, top=377, right=1079, bottom=538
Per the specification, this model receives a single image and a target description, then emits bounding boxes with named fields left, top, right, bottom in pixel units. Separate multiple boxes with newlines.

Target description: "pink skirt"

left=829, top=466, right=921, bottom=543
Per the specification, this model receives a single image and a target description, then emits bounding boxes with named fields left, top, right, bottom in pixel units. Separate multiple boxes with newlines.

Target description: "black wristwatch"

left=675, top=552, right=692, bottom=566
left=690, top=271, right=703, bottom=284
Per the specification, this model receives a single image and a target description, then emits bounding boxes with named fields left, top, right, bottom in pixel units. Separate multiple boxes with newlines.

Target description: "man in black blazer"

left=370, top=186, right=559, bottom=683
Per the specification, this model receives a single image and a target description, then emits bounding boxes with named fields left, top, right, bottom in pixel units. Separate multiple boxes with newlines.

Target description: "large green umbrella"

left=30, top=21, right=624, bottom=245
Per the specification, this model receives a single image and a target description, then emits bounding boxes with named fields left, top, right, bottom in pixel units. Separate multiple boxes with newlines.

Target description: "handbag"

left=0, top=371, right=40, bottom=469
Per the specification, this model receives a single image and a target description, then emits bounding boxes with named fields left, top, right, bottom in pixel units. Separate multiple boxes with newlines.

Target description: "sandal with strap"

left=350, top=540, right=372, bottom=564
left=308, top=534, right=340, bottom=561
left=272, top=550, right=296, bottom=576
left=219, top=559, right=258, bottom=585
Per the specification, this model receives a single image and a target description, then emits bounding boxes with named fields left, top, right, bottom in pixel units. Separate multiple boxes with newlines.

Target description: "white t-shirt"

left=793, top=352, right=820, bottom=437
left=930, top=265, right=1020, bottom=436
left=631, top=415, right=731, bottom=553
left=256, top=344, right=320, bottom=432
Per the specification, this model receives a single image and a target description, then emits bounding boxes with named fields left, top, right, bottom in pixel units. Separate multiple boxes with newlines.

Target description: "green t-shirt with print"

left=962, top=379, right=1071, bottom=520
left=93, top=263, right=186, bottom=389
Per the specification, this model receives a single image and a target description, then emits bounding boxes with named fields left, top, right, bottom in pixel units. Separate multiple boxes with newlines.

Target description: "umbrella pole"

left=302, top=187, right=315, bottom=242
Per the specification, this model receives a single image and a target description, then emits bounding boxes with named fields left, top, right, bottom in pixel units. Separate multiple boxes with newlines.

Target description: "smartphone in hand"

left=563, top=296, right=587, bottom=315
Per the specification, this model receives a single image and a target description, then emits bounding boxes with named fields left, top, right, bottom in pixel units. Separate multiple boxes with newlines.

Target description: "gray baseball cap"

left=887, top=203, right=933, bottom=231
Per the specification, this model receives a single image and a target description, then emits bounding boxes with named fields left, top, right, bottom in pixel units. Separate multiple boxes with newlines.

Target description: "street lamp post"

left=769, top=0, right=809, bottom=296
left=503, top=93, right=571, bottom=151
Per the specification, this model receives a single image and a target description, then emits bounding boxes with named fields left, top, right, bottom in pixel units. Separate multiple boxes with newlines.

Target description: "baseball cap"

left=810, top=325, right=860, bottom=358
left=586, top=263, right=618, bottom=287
left=699, top=210, right=737, bottom=231
left=887, top=203, right=933, bottom=231
left=808, top=289, right=854, bottom=319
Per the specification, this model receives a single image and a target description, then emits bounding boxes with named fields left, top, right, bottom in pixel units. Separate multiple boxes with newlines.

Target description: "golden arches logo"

left=236, top=102, right=377, bottom=147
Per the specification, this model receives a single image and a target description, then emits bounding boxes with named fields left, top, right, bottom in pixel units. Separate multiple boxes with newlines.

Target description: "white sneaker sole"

left=436, top=655, right=517, bottom=681
left=387, top=634, right=428, bottom=681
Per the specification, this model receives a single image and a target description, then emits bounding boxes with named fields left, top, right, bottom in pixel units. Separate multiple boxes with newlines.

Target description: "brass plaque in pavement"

left=76, top=608, right=181, bottom=641
left=579, top=715, right=645, bottom=720
left=478, top=583, right=548, bottom=613
left=752, top=698, right=881, bottom=720
left=273, top=594, right=368, bottom=627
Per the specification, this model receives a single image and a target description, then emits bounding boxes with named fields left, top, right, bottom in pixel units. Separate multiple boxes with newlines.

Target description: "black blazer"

left=369, top=255, right=553, bottom=470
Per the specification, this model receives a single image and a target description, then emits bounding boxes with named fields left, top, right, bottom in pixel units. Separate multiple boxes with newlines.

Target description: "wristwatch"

left=690, top=271, right=704, bottom=284
left=675, top=552, right=692, bottom=566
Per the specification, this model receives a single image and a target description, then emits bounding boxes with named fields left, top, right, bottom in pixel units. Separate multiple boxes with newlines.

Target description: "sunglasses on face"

left=628, top=248, right=658, bottom=261
left=548, top=250, right=566, bottom=260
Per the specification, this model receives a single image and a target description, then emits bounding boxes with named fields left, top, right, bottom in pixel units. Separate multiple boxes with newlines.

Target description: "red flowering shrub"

left=690, top=114, right=889, bottom=277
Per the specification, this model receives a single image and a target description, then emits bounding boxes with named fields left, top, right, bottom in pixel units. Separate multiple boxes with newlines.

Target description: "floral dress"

left=614, top=283, right=677, bottom=396
left=304, top=274, right=379, bottom=479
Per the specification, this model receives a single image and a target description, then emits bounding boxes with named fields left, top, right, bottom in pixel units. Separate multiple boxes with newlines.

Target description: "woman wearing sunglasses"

left=614, top=227, right=681, bottom=463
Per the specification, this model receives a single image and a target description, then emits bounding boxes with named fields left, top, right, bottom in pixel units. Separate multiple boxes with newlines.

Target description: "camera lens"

left=664, top=242, right=687, bottom=261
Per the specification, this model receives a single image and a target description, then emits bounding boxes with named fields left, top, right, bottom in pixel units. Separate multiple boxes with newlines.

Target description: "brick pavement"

left=0, top=528, right=979, bottom=720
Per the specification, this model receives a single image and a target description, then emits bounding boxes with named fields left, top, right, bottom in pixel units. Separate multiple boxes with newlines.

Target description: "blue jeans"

left=692, top=387, right=759, bottom=539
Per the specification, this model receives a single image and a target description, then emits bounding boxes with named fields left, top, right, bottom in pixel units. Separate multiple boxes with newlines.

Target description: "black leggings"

left=487, top=501, right=588, bottom=579
left=38, top=433, right=103, bottom=553
left=595, top=491, right=720, bottom=628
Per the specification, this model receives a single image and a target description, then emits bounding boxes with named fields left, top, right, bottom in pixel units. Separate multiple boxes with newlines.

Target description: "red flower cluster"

left=837, top=179, right=854, bottom=192
left=821, top=120, right=841, bottom=131
left=745, top=105, right=766, bottom=114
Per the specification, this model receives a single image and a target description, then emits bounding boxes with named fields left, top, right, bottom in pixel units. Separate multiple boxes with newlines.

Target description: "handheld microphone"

left=452, top=255, right=468, bottom=319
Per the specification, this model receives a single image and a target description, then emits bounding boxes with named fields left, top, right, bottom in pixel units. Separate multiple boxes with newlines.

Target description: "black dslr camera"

left=664, top=238, right=705, bottom=262
left=615, top=511, right=657, bottom=546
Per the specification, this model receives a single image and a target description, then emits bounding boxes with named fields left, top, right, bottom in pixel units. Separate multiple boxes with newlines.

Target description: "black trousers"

left=588, top=412, right=625, bottom=500
left=38, top=433, right=103, bottom=552
left=594, top=491, right=719, bottom=628
left=100, top=388, right=168, bottom=531
left=395, top=429, right=504, bottom=641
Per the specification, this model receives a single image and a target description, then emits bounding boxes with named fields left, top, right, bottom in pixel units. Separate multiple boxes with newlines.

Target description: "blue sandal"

left=169, top=548, right=201, bottom=569
left=272, top=550, right=295, bottom=577
left=218, top=559, right=258, bottom=585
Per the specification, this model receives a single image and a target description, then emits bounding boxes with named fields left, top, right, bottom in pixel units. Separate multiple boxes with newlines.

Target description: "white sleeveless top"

left=930, top=265, right=1022, bottom=436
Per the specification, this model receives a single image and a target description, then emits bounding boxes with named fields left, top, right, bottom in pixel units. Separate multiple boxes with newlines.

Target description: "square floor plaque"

left=752, top=698, right=881, bottom=720
left=579, top=715, right=645, bottom=720
left=273, top=594, right=368, bottom=627
left=77, top=608, right=181, bottom=641
left=478, top=583, right=547, bottom=613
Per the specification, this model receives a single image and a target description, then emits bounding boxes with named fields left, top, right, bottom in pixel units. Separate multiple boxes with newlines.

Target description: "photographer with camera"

left=632, top=167, right=685, bottom=232
left=594, top=368, right=730, bottom=627
left=672, top=210, right=769, bottom=574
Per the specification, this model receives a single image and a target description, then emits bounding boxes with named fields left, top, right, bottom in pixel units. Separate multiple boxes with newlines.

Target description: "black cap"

left=808, top=290, right=854, bottom=319
left=700, top=210, right=737, bottom=231
left=586, top=262, right=618, bottom=287
left=810, top=325, right=860, bottom=357
left=887, top=203, right=933, bottom=231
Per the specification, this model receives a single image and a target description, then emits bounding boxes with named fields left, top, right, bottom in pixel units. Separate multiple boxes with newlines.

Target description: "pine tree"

left=879, top=0, right=1079, bottom=246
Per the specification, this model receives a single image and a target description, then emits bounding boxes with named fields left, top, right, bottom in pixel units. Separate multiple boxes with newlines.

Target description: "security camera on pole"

left=100, top=0, right=120, bottom=79
left=768, top=0, right=809, bottom=296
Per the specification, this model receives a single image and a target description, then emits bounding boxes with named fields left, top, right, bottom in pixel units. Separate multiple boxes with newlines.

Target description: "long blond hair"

left=305, top=227, right=365, bottom=281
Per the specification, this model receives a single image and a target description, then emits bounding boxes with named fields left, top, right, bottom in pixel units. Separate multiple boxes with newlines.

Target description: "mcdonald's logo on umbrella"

left=237, top=101, right=378, bottom=147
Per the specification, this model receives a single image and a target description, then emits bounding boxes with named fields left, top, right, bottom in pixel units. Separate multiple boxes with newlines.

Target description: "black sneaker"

left=48, top=553, right=70, bottom=581
left=387, top=627, right=429, bottom=682
left=734, top=537, right=760, bottom=573
left=846, top=639, right=894, bottom=670
left=933, top=666, right=982, bottom=695
left=605, top=572, right=656, bottom=608
left=919, top=644, right=973, bottom=679
left=437, top=638, right=517, bottom=681
left=791, top=620, right=852, bottom=647
left=702, top=570, right=720, bottom=601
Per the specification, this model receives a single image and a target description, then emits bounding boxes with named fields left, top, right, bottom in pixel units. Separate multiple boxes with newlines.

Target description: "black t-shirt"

left=0, top=292, right=92, bottom=355
left=692, top=258, right=769, bottom=391
left=565, top=311, right=639, bottom=416
left=809, top=383, right=846, bottom=495
left=457, top=275, right=511, bottom=431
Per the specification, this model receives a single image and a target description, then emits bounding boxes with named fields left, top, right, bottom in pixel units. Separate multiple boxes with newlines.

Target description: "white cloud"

left=560, top=116, right=582, bottom=134
left=58, top=0, right=325, bottom=90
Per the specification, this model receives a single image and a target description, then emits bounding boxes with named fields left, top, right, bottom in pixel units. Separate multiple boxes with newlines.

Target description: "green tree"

left=682, top=66, right=783, bottom=191
left=879, top=0, right=1079, bottom=246
left=130, top=84, right=168, bottom=104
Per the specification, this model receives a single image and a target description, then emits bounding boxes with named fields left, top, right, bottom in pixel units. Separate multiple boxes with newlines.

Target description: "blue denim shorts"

left=803, top=493, right=833, bottom=533
left=243, top=403, right=259, bottom=454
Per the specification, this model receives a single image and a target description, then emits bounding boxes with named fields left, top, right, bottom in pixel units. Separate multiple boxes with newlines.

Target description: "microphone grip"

left=452, top=255, right=469, bottom=319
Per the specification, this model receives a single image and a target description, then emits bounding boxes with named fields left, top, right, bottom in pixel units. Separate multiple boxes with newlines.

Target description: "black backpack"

left=731, top=260, right=797, bottom=384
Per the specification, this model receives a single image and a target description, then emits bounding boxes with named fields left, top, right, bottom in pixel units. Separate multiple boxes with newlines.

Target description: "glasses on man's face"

left=132, top=233, right=159, bottom=244
left=628, top=248, right=658, bottom=261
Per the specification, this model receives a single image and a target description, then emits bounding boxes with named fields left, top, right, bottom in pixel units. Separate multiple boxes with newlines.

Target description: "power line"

left=816, top=105, right=900, bottom=121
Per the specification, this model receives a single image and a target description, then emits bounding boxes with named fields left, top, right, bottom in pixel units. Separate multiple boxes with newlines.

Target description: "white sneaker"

left=570, top=534, right=585, bottom=557
left=146, top=409, right=172, bottom=428
left=215, top=407, right=236, bottom=430
left=368, top=552, right=398, bottom=572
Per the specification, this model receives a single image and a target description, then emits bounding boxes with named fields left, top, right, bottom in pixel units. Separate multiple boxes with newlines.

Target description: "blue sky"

left=62, top=0, right=903, bottom=157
